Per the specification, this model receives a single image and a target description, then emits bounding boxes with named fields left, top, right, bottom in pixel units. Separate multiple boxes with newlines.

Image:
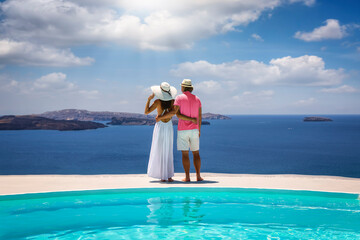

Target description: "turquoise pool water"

left=1, top=188, right=359, bottom=239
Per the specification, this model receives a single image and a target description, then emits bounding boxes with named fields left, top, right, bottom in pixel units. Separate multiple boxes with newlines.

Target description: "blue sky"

left=0, top=0, right=359, bottom=115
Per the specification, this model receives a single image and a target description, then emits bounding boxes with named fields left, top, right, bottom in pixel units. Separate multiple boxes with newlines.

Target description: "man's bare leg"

left=192, top=151, right=203, bottom=181
left=182, top=151, right=191, bottom=182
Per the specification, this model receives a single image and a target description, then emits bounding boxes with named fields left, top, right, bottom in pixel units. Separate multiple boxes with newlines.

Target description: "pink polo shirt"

left=174, top=91, right=202, bottom=131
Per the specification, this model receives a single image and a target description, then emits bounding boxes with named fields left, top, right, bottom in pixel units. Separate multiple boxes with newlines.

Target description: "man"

left=158, top=79, right=203, bottom=182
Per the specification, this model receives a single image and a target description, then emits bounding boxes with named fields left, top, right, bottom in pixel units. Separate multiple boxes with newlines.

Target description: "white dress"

left=147, top=114, right=174, bottom=180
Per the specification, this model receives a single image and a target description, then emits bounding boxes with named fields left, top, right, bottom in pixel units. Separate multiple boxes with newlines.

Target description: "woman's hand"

left=191, top=117, right=197, bottom=124
left=148, top=93, right=155, bottom=101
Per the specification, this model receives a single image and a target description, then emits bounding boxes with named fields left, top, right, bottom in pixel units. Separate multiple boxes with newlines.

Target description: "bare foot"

left=197, top=176, right=204, bottom=181
left=168, top=178, right=174, bottom=182
left=182, top=178, right=190, bottom=182
left=160, top=179, right=166, bottom=182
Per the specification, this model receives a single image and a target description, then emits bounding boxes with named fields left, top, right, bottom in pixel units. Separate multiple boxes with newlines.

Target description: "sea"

left=0, top=115, right=359, bottom=178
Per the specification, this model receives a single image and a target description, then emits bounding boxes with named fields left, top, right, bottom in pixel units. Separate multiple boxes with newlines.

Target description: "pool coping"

left=1, top=173, right=359, bottom=196
left=1, top=187, right=359, bottom=201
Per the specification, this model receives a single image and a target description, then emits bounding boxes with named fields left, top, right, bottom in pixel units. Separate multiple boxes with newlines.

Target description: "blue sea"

left=0, top=115, right=359, bottom=178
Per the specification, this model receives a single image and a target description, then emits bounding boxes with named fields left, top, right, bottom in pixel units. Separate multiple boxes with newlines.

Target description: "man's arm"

left=157, top=105, right=196, bottom=123
left=156, top=104, right=197, bottom=124
left=176, top=111, right=197, bottom=123
left=198, top=107, right=202, bottom=137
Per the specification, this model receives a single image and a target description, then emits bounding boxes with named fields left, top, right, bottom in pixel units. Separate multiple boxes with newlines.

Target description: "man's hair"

left=183, top=86, right=193, bottom=93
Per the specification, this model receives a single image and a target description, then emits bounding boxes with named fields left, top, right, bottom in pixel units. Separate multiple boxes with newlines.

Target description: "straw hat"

left=181, top=79, right=193, bottom=88
left=151, top=82, right=177, bottom=101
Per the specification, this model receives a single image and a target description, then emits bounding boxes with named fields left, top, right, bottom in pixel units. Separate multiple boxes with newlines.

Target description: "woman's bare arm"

left=144, top=94, right=158, bottom=115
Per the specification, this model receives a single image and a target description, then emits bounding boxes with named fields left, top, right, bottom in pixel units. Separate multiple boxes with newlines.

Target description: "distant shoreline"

left=3, top=113, right=360, bottom=118
left=0, top=109, right=230, bottom=129
left=35, top=109, right=231, bottom=121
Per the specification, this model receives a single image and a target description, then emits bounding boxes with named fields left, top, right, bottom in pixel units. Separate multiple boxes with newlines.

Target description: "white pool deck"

left=1, top=173, right=360, bottom=196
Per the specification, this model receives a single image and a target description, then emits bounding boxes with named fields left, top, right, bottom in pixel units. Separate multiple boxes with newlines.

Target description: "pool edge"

left=1, top=173, right=360, bottom=198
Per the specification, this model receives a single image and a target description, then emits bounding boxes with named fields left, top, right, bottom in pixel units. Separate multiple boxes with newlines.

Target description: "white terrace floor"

left=1, top=173, right=360, bottom=196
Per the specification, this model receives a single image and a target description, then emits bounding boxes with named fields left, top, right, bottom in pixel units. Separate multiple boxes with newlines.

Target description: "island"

left=202, top=113, right=231, bottom=120
left=38, top=109, right=149, bottom=121
left=0, top=115, right=107, bottom=131
left=303, top=117, right=333, bottom=122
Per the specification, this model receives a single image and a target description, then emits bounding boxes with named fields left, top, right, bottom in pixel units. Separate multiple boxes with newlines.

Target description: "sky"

left=0, top=0, right=359, bottom=115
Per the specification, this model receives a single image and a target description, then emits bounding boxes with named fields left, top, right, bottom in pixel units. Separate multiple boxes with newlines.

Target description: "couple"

left=144, top=79, right=203, bottom=182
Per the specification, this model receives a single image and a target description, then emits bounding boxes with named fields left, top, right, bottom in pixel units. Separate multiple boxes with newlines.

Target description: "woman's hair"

left=160, top=100, right=172, bottom=110
left=183, top=86, right=193, bottom=93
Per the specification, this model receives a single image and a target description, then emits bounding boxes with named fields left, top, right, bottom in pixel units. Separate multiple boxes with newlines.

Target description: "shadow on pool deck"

left=150, top=180, right=219, bottom=184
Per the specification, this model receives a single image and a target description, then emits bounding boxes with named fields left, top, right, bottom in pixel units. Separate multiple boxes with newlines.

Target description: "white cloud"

left=115, top=100, right=129, bottom=106
left=289, top=0, right=315, bottom=6
left=78, top=90, right=100, bottom=99
left=194, top=80, right=221, bottom=94
left=294, top=97, right=316, bottom=106
left=320, top=85, right=358, bottom=93
left=0, top=73, right=156, bottom=115
left=171, top=55, right=346, bottom=87
left=258, top=90, right=274, bottom=96
left=232, top=90, right=275, bottom=108
left=32, top=73, right=76, bottom=91
left=0, top=75, right=18, bottom=91
left=1, top=72, right=100, bottom=99
left=242, top=91, right=252, bottom=95
left=294, top=19, right=347, bottom=42
left=234, top=90, right=274, bottom=99
left=0, top=39, right=94, bottom=66
left=251, top=33, right=264, bottom=41
left=0, top=0, right=312, bottom=51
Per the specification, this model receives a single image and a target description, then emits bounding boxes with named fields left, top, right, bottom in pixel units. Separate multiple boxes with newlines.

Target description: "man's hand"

left=199, top=130, right=201, bottom=137
left=148, top=93, right=155, bottom=101
left=191, top=117, right=197, bottom=124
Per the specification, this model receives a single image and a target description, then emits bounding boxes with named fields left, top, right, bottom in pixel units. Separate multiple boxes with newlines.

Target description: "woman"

left=145, top=82, right=195, bottom=182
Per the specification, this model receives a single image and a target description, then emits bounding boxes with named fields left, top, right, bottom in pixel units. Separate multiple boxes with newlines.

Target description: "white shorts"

left=177, top=129, right=200, bottom=152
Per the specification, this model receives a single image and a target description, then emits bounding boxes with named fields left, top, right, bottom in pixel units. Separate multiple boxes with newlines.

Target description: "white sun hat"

left=151, top=82, right=177, bottom=101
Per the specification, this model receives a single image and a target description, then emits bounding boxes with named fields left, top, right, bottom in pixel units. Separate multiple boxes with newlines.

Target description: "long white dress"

left=147, top=117, right=174, bottom=180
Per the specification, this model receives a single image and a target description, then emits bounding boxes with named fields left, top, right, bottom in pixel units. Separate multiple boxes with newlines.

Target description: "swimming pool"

left=1, top=188, right=359, bottom=239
